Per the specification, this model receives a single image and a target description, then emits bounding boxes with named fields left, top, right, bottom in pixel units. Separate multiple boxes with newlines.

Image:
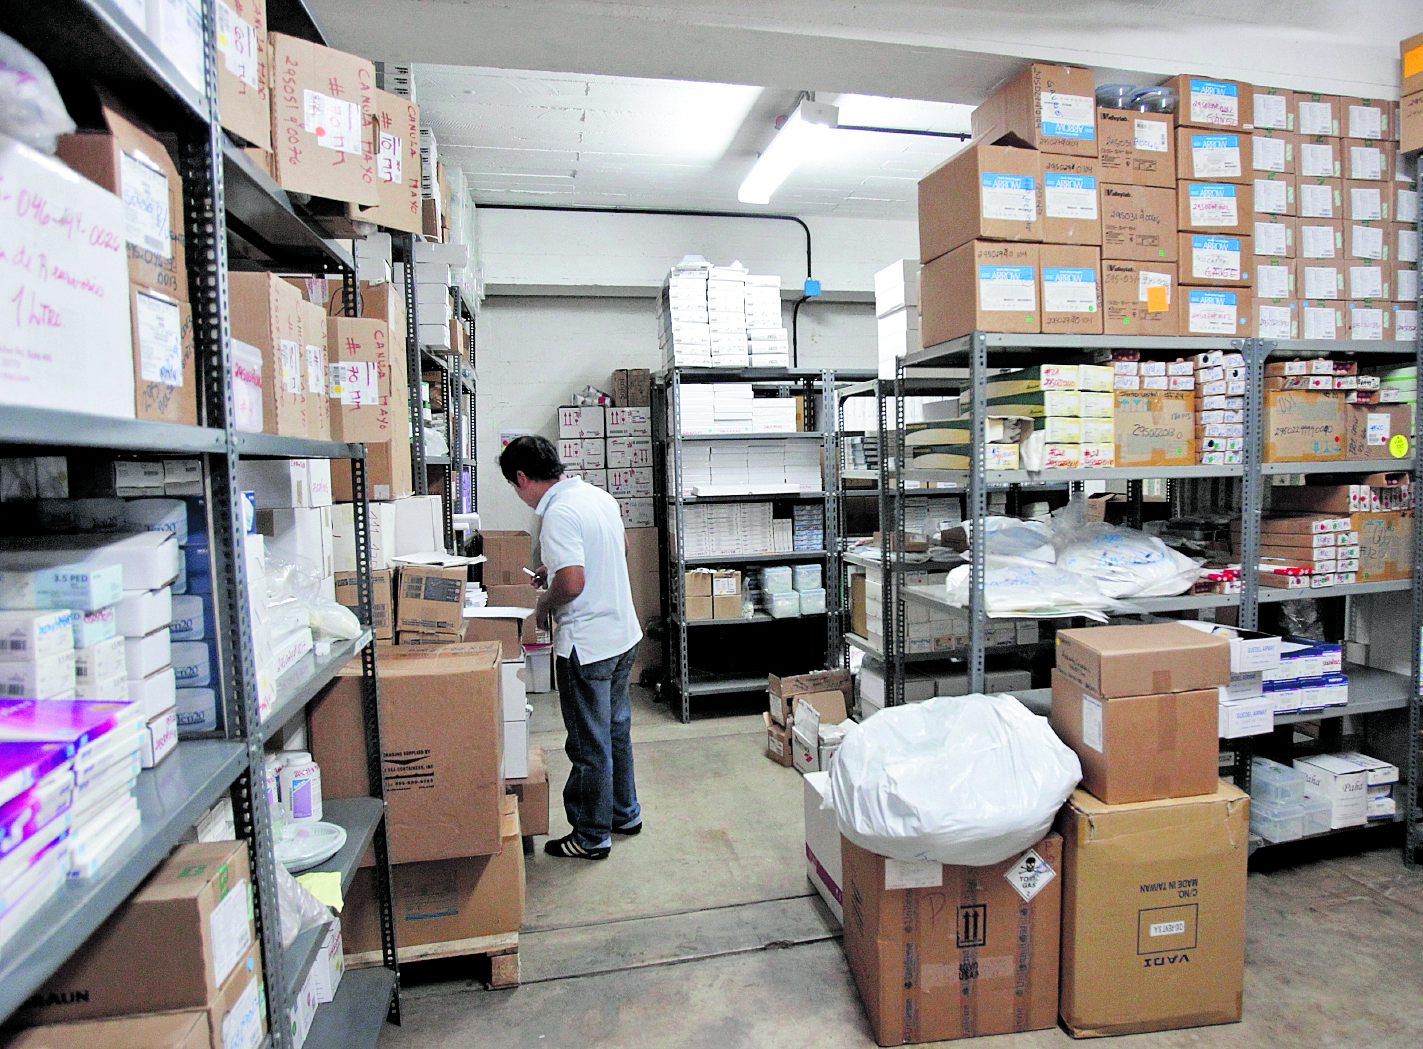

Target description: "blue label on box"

left=1188, top=289, right=1239, bottom=307
left=1043, top=268, right=1096, bottom=284
left=1188, top=183, right=1237, bottom=199
left=1191, top=134, right=1239, bottom=149
left=1192, top=235, right=1241, bottom=252
left=978, top=266, right=1034, bottom=282
left=980, top=173, right=1034, bottom=191
left=1043, top=173, right=1096, bottom=191
left=1190, top=80, right=1238, bottom=98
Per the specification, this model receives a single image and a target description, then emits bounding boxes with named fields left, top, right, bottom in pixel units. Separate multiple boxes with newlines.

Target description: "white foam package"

left=829, top=693, right=1081, bottom=866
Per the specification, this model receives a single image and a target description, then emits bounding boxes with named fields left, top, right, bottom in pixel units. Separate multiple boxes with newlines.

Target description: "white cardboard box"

left=124, top=627, right=171, bottom=680
left=0, top=532, right=181, bottom=591
left=1218, top=695, right=1275, bottom=738
left=129, top=663, right=177, bottom=719
left=606, top=407, right=652, bottom=436
left=1333, top=751, right=1399, bottom=785
left=1179, top=621, right=1282, bottom=671
left=0, top=609, right=74, bottom=661
left=1294, top=754, right=1369, bottom=828
left=331, top=501, right=395, bottom=571
left=239, top=459, right=333, bottom=509
left=0, top=649, right=76, bottom=699
left=874, top=258, right=920, bottom=317
left=802, top=770, right=843, bottom=921
left=259, top=507, right=334, bottom=578
left=116, top=586, right=173, bottom=638
left=558, top=406, right=606, bottom=438
left=503, top=719, right=529, bottom=778
left=142, top=705, right=178, bottom=768
left=500, top=660, right=528, bottom=721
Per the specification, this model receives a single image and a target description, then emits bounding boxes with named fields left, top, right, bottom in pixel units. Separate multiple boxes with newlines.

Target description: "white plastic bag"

left=944, top=555, right=1126, bottom=621
left=955, top=516, right=1055, bottom=562
left=830, top=694, right=1081, bottom=866
left=0, top=33, right=75, bottom=153
left=275, top=860, right=331, bottom=948
left=1055, top=523, right=1202, bottom=598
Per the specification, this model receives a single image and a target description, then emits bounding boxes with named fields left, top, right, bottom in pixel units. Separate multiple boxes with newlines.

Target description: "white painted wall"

left=475, top=294, right=875, bottom=530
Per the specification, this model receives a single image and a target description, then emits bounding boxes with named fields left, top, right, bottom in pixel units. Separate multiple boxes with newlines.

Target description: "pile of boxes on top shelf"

left=907, top=62, right=1417, bottom=350
left=659, top=261, right=792, bottom=368
left=762, top=668, right=852, bottom=773
left=1251, top=750, right=1399, bottom=844
left=557, top=370, right=655, bottom=527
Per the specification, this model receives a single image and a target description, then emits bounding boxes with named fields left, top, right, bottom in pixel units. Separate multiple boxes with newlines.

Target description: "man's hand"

left=532, top=566, right=548, bottom=589
left=535, top=566, right=585, bottom=632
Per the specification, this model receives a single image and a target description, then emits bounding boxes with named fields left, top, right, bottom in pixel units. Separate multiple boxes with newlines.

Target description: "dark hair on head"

left=499, top=435, right=566, bottom=484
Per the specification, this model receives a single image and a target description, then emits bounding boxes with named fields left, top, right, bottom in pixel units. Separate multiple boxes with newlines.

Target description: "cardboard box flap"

left=1067, top=784, right=1250, bottom=844
left=2, top=1010, right=211, bottom=1049
left=340, top=640, right=500, bottom=674
left=768, top=667, right=852, bottom=698
left=1056, top=622, right=1231, bottom=697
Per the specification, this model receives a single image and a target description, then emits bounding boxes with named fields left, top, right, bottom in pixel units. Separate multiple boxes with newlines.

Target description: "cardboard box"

left=348, top=88, right=422, bottom=234
left=917, top=143, right=1041, bottom=263
left=215, top=0, right=269, bottom=149
left=1100, top=260, right=1179, bottom=336
left=1344, top=179, right=1393, bottom=222
left=1095, top=109, right=1174, bottom=188
left=1249, top=126, right=1296, bottom=175
left=764, top=711, right=794, bottom=767
left=972, top=62, right=1096, bottom=155
left=1176, top=129, right=1249, bottom=184
left=1350, top=511, right=1413, bottom=581
left=1057, top=785, right=1248, bottom=1037
left=268, top=34, right=378, bottom=205
left=2, top=1010, right=213, bottom=1049
left=919, top=240, right=1039, bottom=343
left=480, top=530, right=531, bottom=586
left=312, top=642, right=505, bottom=862
left=768, top=667, right=852, bottom=725
left=1165, top=76, right=1249, bottom=131
left=506, top=744, right=549, bottom=836
left=330, top=439, right=413, bottom=502
left=612, top=368, right=653, bottom=407
left=1055, top=622, right=1230, bottom=699
left=685, top=595, right=713, bottom=621
left=343, top=795, right=525, bottom=954
left=1344, top=403, right=1410, bottom=460
left=802, top=771, right=842, bottom=918
left=1178, top=181, right=1253, bottom=235
left=1253, top=299, right=1298, bottom=339
left=1402, top=91, right=1423, bottom=155
left=1297, top=176, right=1344, bottom=221
left=1177, top=233, right=1252, bottom=286
left=1040, top=155, right=1101, bottom=244
left=296, top=299, right=331, bottom=440
left=1253, top=215, right=1295, bottom=259
left=841, top=832, right=1062, bottom=1045
left=229, top=272, right=306, bottom=436
left=327, top=316, right=398, bottom=443
left=461, top=608, right=535, bottom=660
left=1264, top=391, right=1346, bottom=462
left=712, top=594, right=743, bottom=620
left=20, top=841, right=255, bottom=1024
left=1293, top=754, right=1367, bottom=828
left=1403, top=32, right=1423, bottom=96
left=1253, top=172, right=1296, bottom=216
left=1100, top=184, right=1178, bottom=262
left=1039, top=244, right=1101, bottom=334
left=56, top=105, right=189, bottom=302
left=334, top=568, right=394, bottom=639
left=1250, top=86, right=1296, bottom=131
left=1255, top=256, right=1296, bottom=301
left=128, top=285, right=197, bottom=424
left=1113, top=390, right=1195, bottom=466
left=1182, top=287, right=1251, bottom=336
left=1051, top=669, right=1219, bottom=804
left=1295, top=92, right=1342, bottom=137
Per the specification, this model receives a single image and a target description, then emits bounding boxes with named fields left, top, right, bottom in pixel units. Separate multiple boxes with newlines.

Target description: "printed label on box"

left=1042, top=268, right=1097, bottom=312
left=1191, top=235, right=1243, bottom=280
left=1254, top=178, right=1289, bottom=213
left=1299, top=143, right=1336, bottom=179
left=1192, top=134, right=1242, bottom=178
left=1303, top=266, right=1340, bottom=298
left=1351, top=308, right=1384, bottom=340
left=884, top=857, right=943, bottom=890
left=1257, top=265, right=1291, bottom=299
left=1004, top=848, right=1056, bottom=902
left=135, top=289, right=183, bottom=386
left=1349, top=266, right=1384, bottom=298
left=216, top=3, right=260, bottom=88
left=303, top=89, right=362, bottom=154
left=1189, top=290, right=1239, bottom=334
left=1348, top=105, right=1382, bottom=139
left=279, top=338, right=301, bottom=394
left=977, top=266, right=1036, bottom=311
left=1043, top=173, right=1098, bottom=219
left=305, top=345, right=324, bottom=393
left=1299, top=182, right=1336, bottom=218
left=1137, top=270, right=1172, bottom=305
left=979, top=173, right=1037, bottom=221
left=1189, top=80, right=1239, bottom=125
left=1254, top=221, right=1288, bottom=257
left=1259, top=305, right=1293, bottom=339
left=1351, top=225, right=1383, bottom=261
left=1040, top=91, right=1094, bottom=139
left=1188, top=183, right=1239, bottom=226
left=1254, top=93, right=1288, bottom=129
left=1081, top=694, right=1103, bottom=752
left=223, top=972, right=264, bottom=1049
left=1254, top=136, right=1287, bottom=173
left=1298, top=101, right=1334, bottom=136
left=210, top=879, right=254, bottom=985
left=1350, top=188, right=1383, bottom=221
left=1134, top=118, right=1168, bottom=151
left=1301, top=224, right=1338, bottom=258
left=378, top=131, right=402, bottom=183
left=120, top=151, right=172, bottom=258
left=329, top=361, right=378, bottom=405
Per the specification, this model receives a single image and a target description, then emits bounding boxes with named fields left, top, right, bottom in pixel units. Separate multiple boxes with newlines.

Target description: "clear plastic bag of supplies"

left=1054, top=523, right=1202, bottom=598
left=943, top=516, right=1055, bottom=562
left=829, top=693, right=1081, bottom=866
left=943, top=556, right=1127, bottom=621
left=0, top=33, right=75, bottom=153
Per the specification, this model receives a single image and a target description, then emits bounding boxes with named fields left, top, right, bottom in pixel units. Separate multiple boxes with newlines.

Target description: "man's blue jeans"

left=555, top=644, right=641, bottom=849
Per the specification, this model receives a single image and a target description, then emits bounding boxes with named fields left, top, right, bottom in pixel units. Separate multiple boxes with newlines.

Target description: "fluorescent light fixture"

left=738, top=99, right=838, bottom=205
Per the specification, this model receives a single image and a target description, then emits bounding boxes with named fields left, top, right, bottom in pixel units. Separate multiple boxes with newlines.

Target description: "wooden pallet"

left=346, top=931, right=520, bottom=989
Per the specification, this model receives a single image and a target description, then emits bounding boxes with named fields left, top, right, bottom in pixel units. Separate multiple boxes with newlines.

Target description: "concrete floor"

left=379, top=685, right=1423, bottom=1049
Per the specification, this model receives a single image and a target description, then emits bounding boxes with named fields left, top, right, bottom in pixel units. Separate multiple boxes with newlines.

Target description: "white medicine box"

left=1293, top=754, right=1369, bottom=828
left=606, top=407, right=652, bottom=436
left=558, top=406, right=606, bottom=438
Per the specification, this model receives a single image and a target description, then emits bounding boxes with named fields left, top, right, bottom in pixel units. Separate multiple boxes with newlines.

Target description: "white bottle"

left=280, top=751, right=323, bottom=823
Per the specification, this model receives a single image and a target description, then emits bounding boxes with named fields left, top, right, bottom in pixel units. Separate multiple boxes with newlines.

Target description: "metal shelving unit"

left=846, top=327, right=1420, bottom=860
left=653, top=368, right=840, bottom=722
left=0, top=1, right=400, bottom=1041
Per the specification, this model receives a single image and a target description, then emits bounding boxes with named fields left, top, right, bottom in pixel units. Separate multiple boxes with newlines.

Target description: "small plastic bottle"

left=280, top=751, right=323, bottom=823
left=264, top=755, right=287, bottom=835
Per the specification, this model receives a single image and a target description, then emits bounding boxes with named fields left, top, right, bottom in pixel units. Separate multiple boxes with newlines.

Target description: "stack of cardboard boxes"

left=557, top=401, right=655, bottom=526
left=1261, top=357, right=1412, bottom=468
left=1403, top=34, right=1423, bottom=158
left=1248, top=474, right=1413, bottom=587
left=657, top=264, right=791, bottom=368
left=874, top=260, right=920, bottom=379
left=1049, top=622, right=1249, bottom=1037
left=762, top=669, right=851, bottom=772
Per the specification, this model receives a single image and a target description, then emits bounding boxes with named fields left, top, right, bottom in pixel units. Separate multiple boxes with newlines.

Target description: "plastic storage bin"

left=767, top=590, right=801, bottom=618
left=1251, top=756, right=1305, bottom=806
left=798, top=588, right=827, bottom=614
left=792, top=564, right=822, bottom=591
left=1299, top=794, right=1331, bottom=836
left=761, top=566, right=793, bottom=594
left=1250, top=796, right=1304, bottom=843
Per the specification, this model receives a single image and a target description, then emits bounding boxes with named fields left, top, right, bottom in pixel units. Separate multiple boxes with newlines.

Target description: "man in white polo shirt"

left=499, top=435, right=643, bottom=860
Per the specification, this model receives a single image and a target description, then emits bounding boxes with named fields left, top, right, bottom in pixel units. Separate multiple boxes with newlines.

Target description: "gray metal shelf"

left=1266, top=340, right=1418, bottom=356
left=685, top=674, right=773, bottom=697
left=260, top=632, right=374, bottom=742
left=235, top=433, right=367, bottom=460
left=1261, top=458, right=1413, bottom=475
left=222, top=143, right=356, bottom=274
left=901, top=583, right=1240, bottom=615
left=887, top=464, right=1243, bottom=486
left=1251, top=813, right=1405, bottom=856
left=1271, top=664, right=1411, bottom=725
left=303, top=966, right=397, bottom=1049
left=682, top=491, right=829, bottom=502
left=1258, top=579, right=1412, bottom=603
left=683, top=550, right=828, bottom=565
left=679, top=431, right=827, bottom=440
left=426, top=455, right=452, bottom=466
left=0, top=408, right=227, bottom=454
left=909, top=333, right=1242, bottom=368
left=0, top=741, right=247, bottom=1019
left=679, top=612, right=827, bottom=627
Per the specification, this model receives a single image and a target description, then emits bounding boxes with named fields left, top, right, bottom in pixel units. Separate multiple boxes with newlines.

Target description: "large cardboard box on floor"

left=349, top=88, right=423, bottom=233
left=1057, top=785, right=1248, bottom=1037
left=1113, top=390, right=1195, bottom=467
left=918, top=143, right=1042, bottom=263
left=972, top=62, right=1097, bottom=156
left=1055, top=622, right=1230, bottom=699
left=229, top=272, right=307, bottom=436
left=802, top=770, right=842, bottom=920
left=841, top=832, right=1063, bottom=1045
left=268, top=34, right=378, bottom=205
left=1264, top=391, right=1346, bottom=463
left=507, top=744, right=549, bottom=836
left=215, top=0, right=270, bottom=149
left=1050, top=669, right=1220, bottom=804
left=1350, top=511, right=1413, bottom=581
left=920, top=240, right=1040, bottom=343
left=344, top=794, right=525, bottom=956
left=19, top=841, right=256, bottom=1024
left=1095, top=109, right=1174, bottom=188
left=311, top=642, right=505, bottom=862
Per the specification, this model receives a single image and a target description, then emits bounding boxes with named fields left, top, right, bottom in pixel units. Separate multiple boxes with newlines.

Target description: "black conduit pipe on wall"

left=475, top=203, right=814, bottom=365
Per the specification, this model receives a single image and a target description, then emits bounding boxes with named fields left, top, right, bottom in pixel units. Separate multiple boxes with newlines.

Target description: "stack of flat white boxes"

left=680, top=502, right=775, bottom=558
left=676, top=440, right=821, bottom=496
left=557, top=405, right=655, bottom=528
left=393, top=240, right=470, bottom=352
left=875, top=259, right=921, bottom=380
left=659, top=264, right=791, bottom=368
left=678, top=385, right=798, bottom=434
left=707, top=268, right=750, bottom=367
left=743, top=275, right=790, bottom=366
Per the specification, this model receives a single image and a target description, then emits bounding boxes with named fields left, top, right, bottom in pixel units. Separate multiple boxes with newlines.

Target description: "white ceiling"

left=415, top=64, right=975, bottom=218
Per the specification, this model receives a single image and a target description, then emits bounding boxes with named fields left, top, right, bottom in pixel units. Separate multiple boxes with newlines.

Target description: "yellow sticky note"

left=297, top=872, right=345, bottom=912
left=1404, top=45, right=1423, bottom=80
left=1146, top=285, right=1169, bottom=313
